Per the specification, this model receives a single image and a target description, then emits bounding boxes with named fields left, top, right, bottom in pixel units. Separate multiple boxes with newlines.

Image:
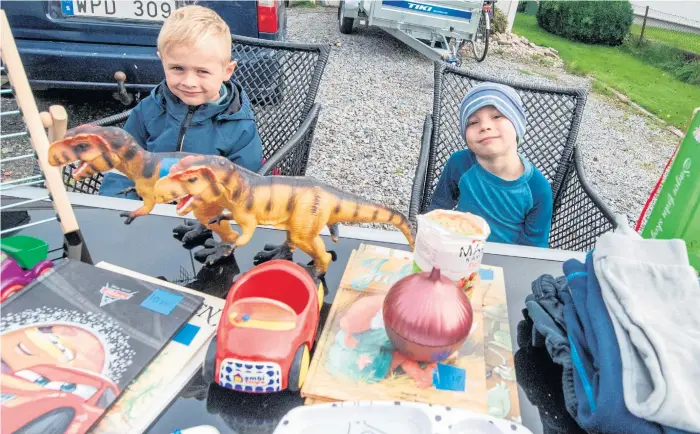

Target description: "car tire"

left=287, top=344, right=310, bottom=392
left=36, top=262, right=54, bottom=276
left=202, top=335, right=217, bottom=384
left=14, top=407, right=75, bottom=434
left=338, top=1, right=354, bottom=34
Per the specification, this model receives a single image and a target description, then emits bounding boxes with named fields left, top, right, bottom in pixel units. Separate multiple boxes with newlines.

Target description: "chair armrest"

left=573, top=146, right=616, bottom=225
left=258, top=103, right=321, bottom=176
left=408, top=113, right=433, bottom=224
left=549, top=146, right=617, bottom=251
left=89, top=109, right=132, bottom=127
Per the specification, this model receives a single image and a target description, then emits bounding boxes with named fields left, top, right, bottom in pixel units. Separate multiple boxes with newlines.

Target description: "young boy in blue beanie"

left=428, top=83, right=553, bottom=247
left=99, top=5, right=263, bottom=199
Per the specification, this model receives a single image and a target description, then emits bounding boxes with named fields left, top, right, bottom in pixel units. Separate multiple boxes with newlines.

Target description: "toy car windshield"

left=228, top=297, right=297, bottom=331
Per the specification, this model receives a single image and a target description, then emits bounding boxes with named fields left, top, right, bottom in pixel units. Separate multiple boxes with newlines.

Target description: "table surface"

left=1, top=189, right=588, bottom=434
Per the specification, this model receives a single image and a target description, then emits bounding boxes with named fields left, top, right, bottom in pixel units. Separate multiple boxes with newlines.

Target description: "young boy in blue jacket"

left=428, top=83, right=553, bottom=247
left=99, top=5, right=263, bottom=199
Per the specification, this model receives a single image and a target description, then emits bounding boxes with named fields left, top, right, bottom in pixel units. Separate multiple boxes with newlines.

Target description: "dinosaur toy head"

left=154, top=164, right=226, bottom=216
left=48, top=125, right=139, bottom=180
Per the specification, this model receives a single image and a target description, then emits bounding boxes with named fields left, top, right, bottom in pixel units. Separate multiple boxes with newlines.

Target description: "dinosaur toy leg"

left=194, top=214, right=258, bottom=267
left=253, top=232, right=295, bottom=265
left=119, top=198, right=155, bottom=225
left=173, top=221, right=213, bottom=245
left=328, top=223, right=340, bottom=242
left=203, top=214, right=239, bottom=244
left=292, top=234, right=334, bottom=278
left=116, top=186, right=137, bottom=196
left=173, top=209, right=238, bottom=247
left=193, top=239, right=235, bottom=266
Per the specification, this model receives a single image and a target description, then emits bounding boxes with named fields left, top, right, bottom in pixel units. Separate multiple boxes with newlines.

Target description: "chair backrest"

left=419, top=62, right=587, bottom=216
left=57, top=35, right=330, bottom=194
left=231, top=35, right=329, bottom=169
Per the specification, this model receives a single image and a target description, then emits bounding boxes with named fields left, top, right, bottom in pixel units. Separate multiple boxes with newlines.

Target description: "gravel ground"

left=287, top=7, right=679, bottom=229
left=1, top=6, right=679, bottom=231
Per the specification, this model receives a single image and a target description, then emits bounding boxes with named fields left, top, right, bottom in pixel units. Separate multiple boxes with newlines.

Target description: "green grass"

left=512, top=13, right=700, bottom=129
left=620, top=38, right=700, bottom=86
left=630, top=24, right=700, bottom=55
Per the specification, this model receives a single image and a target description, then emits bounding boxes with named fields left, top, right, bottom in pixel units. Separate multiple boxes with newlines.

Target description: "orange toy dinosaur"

left=46, top=125, right=236, bottom=245
left=152, top=155, right=415, bottom=276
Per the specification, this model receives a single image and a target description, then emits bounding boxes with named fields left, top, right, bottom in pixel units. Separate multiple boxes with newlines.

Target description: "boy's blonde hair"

left=157, top=5, right=232, bottom=63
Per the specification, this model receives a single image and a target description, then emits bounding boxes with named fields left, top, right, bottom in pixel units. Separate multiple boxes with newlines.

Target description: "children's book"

left=90, top=262, right=225, bottom=434
left=0, top=259, right=203, bottom=434
left=301, top=244, right=522, bottom=424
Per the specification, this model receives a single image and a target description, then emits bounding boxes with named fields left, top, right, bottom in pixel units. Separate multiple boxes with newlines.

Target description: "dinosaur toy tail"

left=332, top=201, right=415, bottom=250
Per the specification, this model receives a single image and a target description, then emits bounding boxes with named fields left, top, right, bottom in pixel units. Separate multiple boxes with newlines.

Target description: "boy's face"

left=159, top=39, right=236, bottom=106
left=464, top=106, right=518, bottom=159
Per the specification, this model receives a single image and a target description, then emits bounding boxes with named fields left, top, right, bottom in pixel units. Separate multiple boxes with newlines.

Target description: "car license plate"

left=61, top=0, right=176, bottom=22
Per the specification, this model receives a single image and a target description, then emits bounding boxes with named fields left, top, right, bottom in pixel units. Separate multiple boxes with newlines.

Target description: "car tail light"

left=258, top=0, right=279, bottom=33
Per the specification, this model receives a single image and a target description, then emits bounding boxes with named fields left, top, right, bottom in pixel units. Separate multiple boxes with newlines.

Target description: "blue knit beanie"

left=459, top=82, right=527, bottom=144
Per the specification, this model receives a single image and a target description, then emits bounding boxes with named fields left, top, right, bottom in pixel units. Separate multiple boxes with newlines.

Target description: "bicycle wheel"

left=472, top=11, right=490, bottom=62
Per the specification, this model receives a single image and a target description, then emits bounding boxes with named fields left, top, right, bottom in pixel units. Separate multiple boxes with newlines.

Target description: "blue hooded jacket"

left=98, top=79, right=263, bottom=199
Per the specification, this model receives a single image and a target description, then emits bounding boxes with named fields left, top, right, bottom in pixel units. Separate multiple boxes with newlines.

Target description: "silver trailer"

left=338, top=0, right=491, bottom=64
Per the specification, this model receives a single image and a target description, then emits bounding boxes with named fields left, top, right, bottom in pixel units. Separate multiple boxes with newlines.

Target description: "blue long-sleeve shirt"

left=428, top=149, right=553, bottom=247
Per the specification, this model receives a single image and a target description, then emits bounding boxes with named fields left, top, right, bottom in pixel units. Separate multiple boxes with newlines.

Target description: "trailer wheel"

left=338, top=1, right=354, bottom=34
left=472, top=11, right=490, bottom=62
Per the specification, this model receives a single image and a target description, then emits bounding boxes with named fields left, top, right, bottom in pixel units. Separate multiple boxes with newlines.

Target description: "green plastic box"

left=0, top=235, right=49, bottom=269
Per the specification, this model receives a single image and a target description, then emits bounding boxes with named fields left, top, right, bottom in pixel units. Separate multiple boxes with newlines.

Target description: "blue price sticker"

left=173, top=324, right=200, bottom=346
left=141, top=289, right=184, bottom=315
left=432, top=363, right=466, bottom=392
left=478, top=268, right=494, bottom=281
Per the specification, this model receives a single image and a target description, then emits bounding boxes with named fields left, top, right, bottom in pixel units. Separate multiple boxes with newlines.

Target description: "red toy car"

left=203, top=260, right=323, bottom=393
left=1, top=252, right=53, bottom=303
left=1, top=364, right=119, bottom=433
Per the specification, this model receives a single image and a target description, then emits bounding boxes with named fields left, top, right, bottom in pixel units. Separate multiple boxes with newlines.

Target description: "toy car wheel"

left=1, top=284, right=24, bottom=303
left=36, top=262, right=53, bottom=276
left=287, top=344, right=310, bottom=392
left=202, top=335, right=217, bottom=384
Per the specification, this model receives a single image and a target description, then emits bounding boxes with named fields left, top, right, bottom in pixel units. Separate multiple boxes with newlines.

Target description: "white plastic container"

left=412, top=209, right=490, bottom=292
left=271, top=400, right=533, bottom=434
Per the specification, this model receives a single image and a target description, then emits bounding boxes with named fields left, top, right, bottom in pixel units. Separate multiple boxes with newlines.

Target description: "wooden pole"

left=640, top=6, right=649, bottom=44
left=48, top=105, right=68, bottom=142
left=0, top=10, right=79, bottom=234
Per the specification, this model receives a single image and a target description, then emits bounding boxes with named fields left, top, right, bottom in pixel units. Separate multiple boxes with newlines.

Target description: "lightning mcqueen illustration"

left=1, top=364, right=119, bottom=434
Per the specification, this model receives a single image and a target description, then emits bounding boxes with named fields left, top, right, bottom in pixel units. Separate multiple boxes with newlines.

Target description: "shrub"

left=536, top=0, right=633, bottom=46
left=492, top=7, right=508, bottom=34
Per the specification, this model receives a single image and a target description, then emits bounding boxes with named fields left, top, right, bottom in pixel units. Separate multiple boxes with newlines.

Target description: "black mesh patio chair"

left=57, top=34, right=330, bottom=195
left=409, top=62, right=616, bottom=252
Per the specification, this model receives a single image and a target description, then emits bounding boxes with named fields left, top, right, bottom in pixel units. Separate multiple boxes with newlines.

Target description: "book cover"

left=90, top=262, right=225, bottom=434
left=641, top=107, right=700, bottom=271
left=0, top=259, right=203, bottom=434
left=301, top=244, right=521, bottom=423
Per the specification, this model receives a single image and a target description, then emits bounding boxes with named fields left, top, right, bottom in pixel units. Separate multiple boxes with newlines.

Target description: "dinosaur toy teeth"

left=72, top=161, right=90, bottom=178
left=176, top=194, right=194, bottom=213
